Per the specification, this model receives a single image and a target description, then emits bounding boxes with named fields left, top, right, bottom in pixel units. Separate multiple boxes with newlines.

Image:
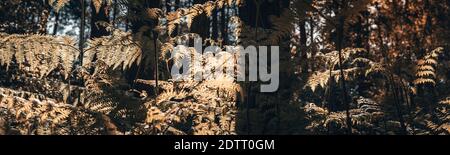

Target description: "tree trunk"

left=52, top=12, right=59, bottom=35
left=336, top=16, right=353, bottom=134
left=90, top=1, right=110, bottom=38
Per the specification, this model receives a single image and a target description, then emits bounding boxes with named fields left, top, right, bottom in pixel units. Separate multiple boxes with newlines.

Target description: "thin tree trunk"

left=79, top=0, right=85, bottom=62
left=52, top=12, right=59, bottom=35
left=336, top=16, right=352, bottom=134
left=310, top=16, right=315, bottom=72
left=299, top=20, right=307, bottom=73
left=153, top=31, right=159, bottom=102
left=76, top=0, right=86, bottom=107
left=112, top=0, right=117, bottom=27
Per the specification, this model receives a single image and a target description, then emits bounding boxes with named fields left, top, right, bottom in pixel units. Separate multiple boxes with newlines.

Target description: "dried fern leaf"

left=0, top=33, right=79, bottom=79
left=84, top=29, right=142, bottom=72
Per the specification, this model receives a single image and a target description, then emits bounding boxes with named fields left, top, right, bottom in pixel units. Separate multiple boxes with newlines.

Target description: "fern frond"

left=160, top=43, right=174, bottom=60
left=0, top=33, right=79, bottom=79
left=84, top=29, right=142, bottom=72
left=142, top=75, right=239, bottom=135
left=0, top=89, right=72, bottom=129
left=305, top=48, right=380, bottom=92
left=414, top=47, right=445, bottom=86
left=158, top=0, right=241, bottom=36
left=204, top=1, right=215, bottom=17
left=145, top=107, right=166, bottom=124
left=413, top=78, right=436, bottom=85
left=53, top=0, right=70, bottom=12
left=439, top=98, right=450, bottom=106
left=146, top=8, right=163, bottom=19
left=93, top=0, right=103, bottom=13
left=365, top=62, right=387, bottom=77
left=0, top=43, right=14, bottom=70
left=0, top=86, right=123, bottom=135
left=84, top=94, right=117, bottom=114
left=438, top=123, right=450, bottom=134
left=352, top=57, right=372, bottom=64
left=316, top=48, right=366, bottom=69
left=156, top=89, right=188, bottom=105
left=269, top=9, right=295, bottom=44
left=417, top=65, right=435, bottom=71
left=305, top=71, right=330, bottom=92
left=416, top=70, right=436, bottom=77
left=431, top=47, right=444, bottom=57
left=424, top=58, right=437, bottom=65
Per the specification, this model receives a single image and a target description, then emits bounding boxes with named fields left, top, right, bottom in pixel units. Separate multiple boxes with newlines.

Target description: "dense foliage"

left=0, top=0, right=449, bottom=135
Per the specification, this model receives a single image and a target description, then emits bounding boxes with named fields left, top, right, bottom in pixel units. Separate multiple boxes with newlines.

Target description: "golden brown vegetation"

left=0, top=0, right=449, bottom=135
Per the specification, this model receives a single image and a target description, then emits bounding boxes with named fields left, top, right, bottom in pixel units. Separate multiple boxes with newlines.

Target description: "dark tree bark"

left=52, top=11, right=60, bottom=35
left=90, top=1, right=110, bottom=38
